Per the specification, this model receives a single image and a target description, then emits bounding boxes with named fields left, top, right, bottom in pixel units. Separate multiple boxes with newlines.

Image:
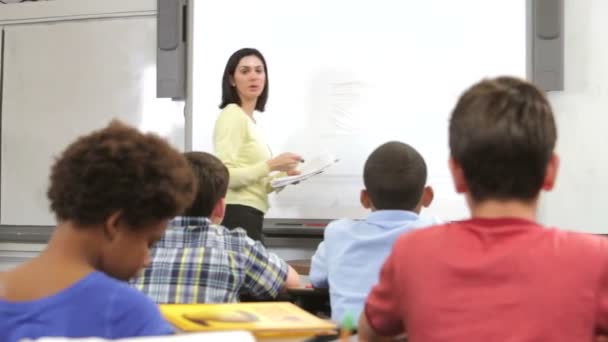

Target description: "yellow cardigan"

left=213, top=104, right=280, bottom=213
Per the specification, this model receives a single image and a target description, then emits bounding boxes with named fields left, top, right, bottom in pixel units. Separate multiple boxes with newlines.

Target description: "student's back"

left=310, top=212, right=436, bottom=322
left=0, top=272, right=170, bottom=341
left=371, top=219, right=608, bottom=341
left=309, top=142, right=435, bottom=322
left=133, top=217, right=292, bottom=303
left=359, top=77, right=608, bottom=342
left=132, top=152, right=300, bottom=303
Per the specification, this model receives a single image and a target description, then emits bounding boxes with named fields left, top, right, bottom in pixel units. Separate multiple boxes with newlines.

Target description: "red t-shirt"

left=365, top=218, right=608, bottom=341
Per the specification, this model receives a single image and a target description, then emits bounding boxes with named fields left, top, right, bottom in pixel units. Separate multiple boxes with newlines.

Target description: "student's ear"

left=103, top=211, right=123, bottom=241
left=449, top=157, right=468, bottom=194
left=360, top=189, right=372, bottom=209
left=542, top=153, right=560, bottom=191
left=210, top=197, right=226, bottom=225
left=229, top=76, right=236, bottom=87
left=421, top=186, right=434, bottom=208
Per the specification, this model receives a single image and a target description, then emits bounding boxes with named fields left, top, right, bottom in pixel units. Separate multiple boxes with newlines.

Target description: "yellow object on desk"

left=160, top=302, right=336, bottom=338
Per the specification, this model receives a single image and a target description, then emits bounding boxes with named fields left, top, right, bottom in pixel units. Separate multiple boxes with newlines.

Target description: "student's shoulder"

left=93, top=272, right=154, bottom=306
left=393, top=222, right=451, bottom=247
left=219, top=226, right=282, bottom=270
left=80, top=272, right=160, bottom=320
left=212, top=224, right=257, bottom=250
left=93, top=273, right=173, bottom=337
left=549, top=227, right=608, bottom=256
left=323, top=218, right=361, bottom=236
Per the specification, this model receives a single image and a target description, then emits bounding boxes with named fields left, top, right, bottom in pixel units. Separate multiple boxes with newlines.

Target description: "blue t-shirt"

left=0, top=271, right=173, bottom=342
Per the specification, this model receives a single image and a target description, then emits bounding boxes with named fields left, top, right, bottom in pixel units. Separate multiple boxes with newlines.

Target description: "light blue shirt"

left=309, top=210, right=438, bottom=323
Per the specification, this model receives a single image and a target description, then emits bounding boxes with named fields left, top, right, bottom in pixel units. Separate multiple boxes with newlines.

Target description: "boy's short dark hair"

left=47, top=120, right=196, bottom=228
left=181, top=152, right=229, bottom=217
left=363, top=141, right=427, bottom=211
left=449, top=76, right=557, bottom=202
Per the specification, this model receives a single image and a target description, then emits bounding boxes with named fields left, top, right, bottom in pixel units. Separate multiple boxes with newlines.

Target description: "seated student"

left=131, top=151, right=300, bottom=303
left=0, top=121, right=197, bottom=341
left=308, top=141, right=435, bottom=323
left=359, top=76, right=608, bottom=342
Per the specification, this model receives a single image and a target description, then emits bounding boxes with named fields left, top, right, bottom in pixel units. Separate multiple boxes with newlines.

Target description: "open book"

left=271, top=153, right=339, bottom=189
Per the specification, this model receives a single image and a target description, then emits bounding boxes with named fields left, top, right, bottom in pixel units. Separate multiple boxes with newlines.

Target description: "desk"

left=286, top=286, right=330, bottom=319
left=288, top=259, right=311, bottom=275
left=259, top=337, right=343, bottom=342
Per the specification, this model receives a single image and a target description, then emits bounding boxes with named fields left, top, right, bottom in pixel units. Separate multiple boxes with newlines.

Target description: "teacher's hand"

left=267, top=153, right=302, bottom=172
left=286, top=169, right=301, bottom=176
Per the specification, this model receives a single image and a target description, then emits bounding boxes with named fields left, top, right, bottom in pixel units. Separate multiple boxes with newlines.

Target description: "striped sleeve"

left=241, top=236, right=288, bottom=299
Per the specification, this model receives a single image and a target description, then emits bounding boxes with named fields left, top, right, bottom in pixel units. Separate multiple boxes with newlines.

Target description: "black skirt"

left=222, top=204, right=265, bottom=243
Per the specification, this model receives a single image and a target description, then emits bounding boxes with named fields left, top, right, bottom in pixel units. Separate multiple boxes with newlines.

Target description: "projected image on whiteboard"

left=192, top=0, right=527, bottom=220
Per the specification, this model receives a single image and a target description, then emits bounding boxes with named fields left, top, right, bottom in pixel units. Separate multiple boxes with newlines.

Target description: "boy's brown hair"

left=181, top=151, right=229, bottom=217
left=47, top=120, right=197, bottom=228
left=449, top=76, right=557, bottom=202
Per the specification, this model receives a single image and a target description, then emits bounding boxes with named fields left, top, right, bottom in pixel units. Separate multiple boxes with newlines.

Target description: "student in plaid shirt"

left=131, top=152, right=300, bottom=303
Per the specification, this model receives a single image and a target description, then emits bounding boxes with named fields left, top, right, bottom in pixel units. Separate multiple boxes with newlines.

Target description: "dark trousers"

left=223, top=204, right=264, bottom=243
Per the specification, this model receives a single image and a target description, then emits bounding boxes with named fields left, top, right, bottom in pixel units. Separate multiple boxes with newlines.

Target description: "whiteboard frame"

left=0, top=0, right=174, bottom=235
left=0, top=0, right=155, bottom=25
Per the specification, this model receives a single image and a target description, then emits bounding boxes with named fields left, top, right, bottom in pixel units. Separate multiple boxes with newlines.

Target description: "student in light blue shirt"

left=309, top=141, right=436, bottom=323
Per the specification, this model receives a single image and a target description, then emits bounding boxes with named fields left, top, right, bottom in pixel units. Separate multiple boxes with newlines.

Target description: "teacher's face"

left=232, top=55, right=266, bottom=103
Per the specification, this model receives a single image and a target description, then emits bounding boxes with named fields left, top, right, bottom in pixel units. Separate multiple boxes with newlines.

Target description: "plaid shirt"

left=131, top=217, right=288, bottom=303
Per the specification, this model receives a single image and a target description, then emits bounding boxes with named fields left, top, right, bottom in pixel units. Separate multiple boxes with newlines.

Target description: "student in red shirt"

left=359, top=76, right=608, bottom=342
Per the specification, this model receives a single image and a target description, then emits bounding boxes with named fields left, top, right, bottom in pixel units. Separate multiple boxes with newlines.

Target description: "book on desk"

left=160, top=302, right=336, bottom=338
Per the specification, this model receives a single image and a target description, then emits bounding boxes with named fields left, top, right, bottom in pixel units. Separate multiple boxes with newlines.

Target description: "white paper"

left=271, top=153, right=339, bottom=189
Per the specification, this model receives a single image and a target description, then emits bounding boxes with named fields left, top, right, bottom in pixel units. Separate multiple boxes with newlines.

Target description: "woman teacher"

left=213, top=48, right=302, bottom=242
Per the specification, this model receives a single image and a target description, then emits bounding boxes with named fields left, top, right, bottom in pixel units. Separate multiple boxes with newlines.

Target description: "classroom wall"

left=0, top=1, right=163, bottom=226
left=0, top=0, right=605, bottom=235
left=539, top=0, right=608, bottom=234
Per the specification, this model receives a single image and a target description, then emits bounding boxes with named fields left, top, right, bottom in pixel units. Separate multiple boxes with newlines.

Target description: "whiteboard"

left=1, top=17, right=185, bottom=226
left=192, top=0, right=527, bottom=220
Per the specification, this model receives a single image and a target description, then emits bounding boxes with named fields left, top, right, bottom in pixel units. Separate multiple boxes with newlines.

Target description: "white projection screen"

left=192, top=0, right=527, bottom=220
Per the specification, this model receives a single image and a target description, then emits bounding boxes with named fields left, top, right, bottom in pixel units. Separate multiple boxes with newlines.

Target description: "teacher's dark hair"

left=219, top=48, right=269, bottom=112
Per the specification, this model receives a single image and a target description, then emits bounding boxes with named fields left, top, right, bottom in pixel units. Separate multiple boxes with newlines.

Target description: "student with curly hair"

left=0, top=121, right=196, bottom=341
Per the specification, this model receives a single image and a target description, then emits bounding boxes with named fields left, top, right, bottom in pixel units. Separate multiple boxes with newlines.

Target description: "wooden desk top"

left=286, top=286, right=329, bottom=296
